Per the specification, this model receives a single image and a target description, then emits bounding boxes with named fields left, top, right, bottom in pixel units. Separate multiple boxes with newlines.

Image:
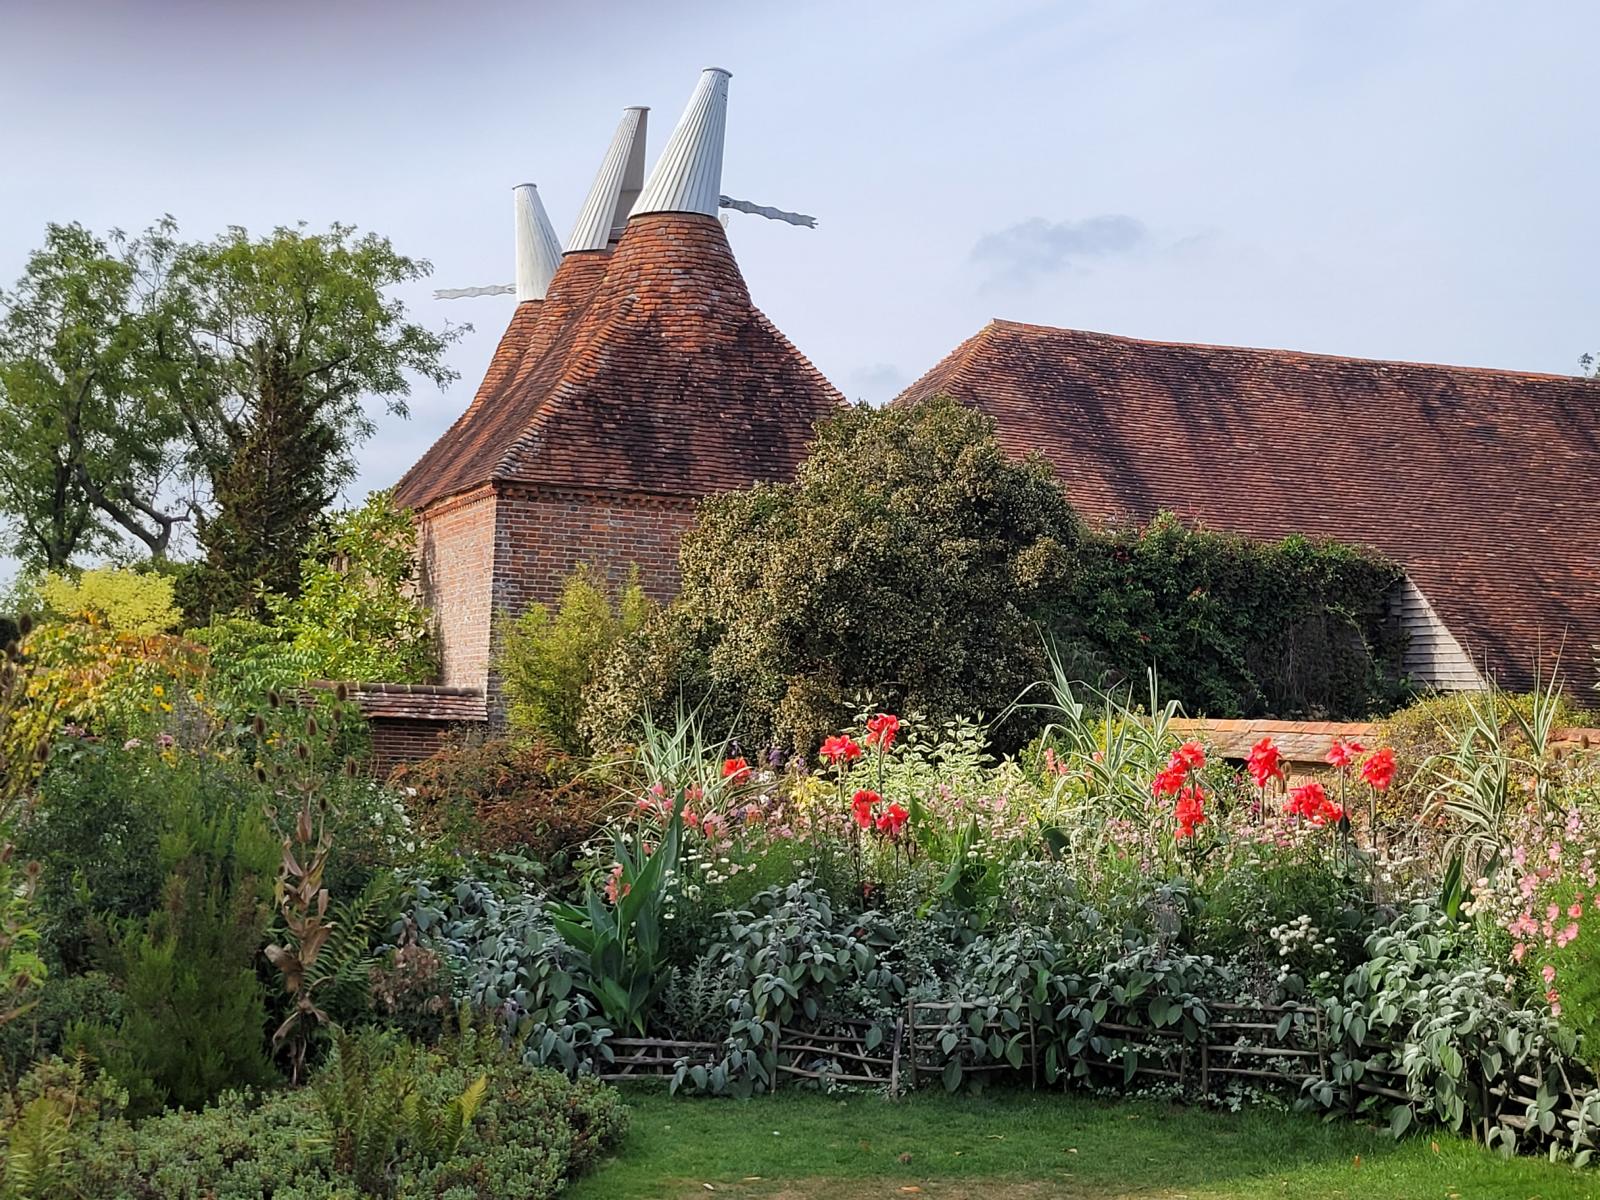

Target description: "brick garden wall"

left=417, top=487, right=497, bottom=690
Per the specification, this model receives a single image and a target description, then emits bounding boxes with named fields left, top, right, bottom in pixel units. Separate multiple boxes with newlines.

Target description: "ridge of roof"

left=980, top=319, right=1595, bottom=386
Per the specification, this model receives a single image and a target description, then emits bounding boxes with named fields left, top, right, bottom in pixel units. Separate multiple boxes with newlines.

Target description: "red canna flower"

left=1285, top=781, right=1343, bottom=826
left=721, top=757, right=752, bottom=783
left=1326, top=739, right=1366, bottom=770
left=1175, top=786, right=1207, bottom=839
left=865, top=713, right=901, bottom=751
left=1171, top=741, right=1207, bottom=772
left=875, top=802, right=910, bottom=838
left=852, top=789, right=880, bottom=828
left=821, top=735, right=863, bottom=765
left=1245, top=737, right=1285, bottom=789
left=1152, top=763, right=1188, bottom=798
left=1359, top=747, right=1397, bottom=792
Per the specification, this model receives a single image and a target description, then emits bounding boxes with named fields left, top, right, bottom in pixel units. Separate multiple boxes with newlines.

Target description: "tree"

left=587, top=397, right=1080, bottom=751
left=157, top=224, right=461, bottom=616
left=266, top=490, right=437, bottom=682
left=0, top=219, right=460, bottom=607
left=0, top=221, right=184, bottom=568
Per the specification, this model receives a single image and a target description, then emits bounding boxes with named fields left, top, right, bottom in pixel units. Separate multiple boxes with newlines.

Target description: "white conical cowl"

left=566, top=106, right=649, bottom=252
left=633, top=68, right=730, bottom=219
left=513, top=183, right=562, bottom=301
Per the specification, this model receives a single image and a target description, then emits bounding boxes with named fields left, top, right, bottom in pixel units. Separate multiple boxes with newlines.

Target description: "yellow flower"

left=151, top=684, right=165, bottom=698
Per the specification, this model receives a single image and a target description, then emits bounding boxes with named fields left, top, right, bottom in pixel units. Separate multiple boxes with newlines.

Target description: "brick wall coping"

left=1171, top=717, right=1600, bottom=763
left=308, top=680, right=488, bottom=723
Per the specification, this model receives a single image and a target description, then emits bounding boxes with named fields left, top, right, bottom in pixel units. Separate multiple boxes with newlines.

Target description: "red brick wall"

left=483, top=485, right=698, bottom=719
left=368, top=716, right=470, bottom=779
left=417, top=487, right=498, bottom=691
left=491, top=485, right=697, bottom=613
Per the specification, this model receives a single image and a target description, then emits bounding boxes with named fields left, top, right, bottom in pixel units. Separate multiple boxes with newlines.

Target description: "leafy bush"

left=592, top=397, right=1080, bottom=752
left=0, top=973, right=120, bottom=1080
left=500, top=563, right=654, bottom=753
left=40, top=1030, right=627, bottom=1199
left=397, top=868, right=614, bottom=1073
left=266, top=490, right=436, bottom=684
left=1046, top=513, right=1405, bottom=719
left=389, top=735, right=610, bottom=869
left=36, top=567, right=179, bottom=635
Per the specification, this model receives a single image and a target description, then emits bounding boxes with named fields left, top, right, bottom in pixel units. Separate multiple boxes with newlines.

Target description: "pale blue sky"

left=3, top=0, right=1596, bottom=584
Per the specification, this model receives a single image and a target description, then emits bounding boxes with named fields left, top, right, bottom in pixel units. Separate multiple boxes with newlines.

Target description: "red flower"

left=1285, top=781, right=1343, bottom=826
left=875, top=802, right=909, bottom=838
left=721, top=757, right=752, bottom=783
left=1359, top=747, right=1397, bottom=792
left=865, top=713, right=901, bottom=751
left=1175, top=786, right=1207, bottom=840
left=1152, top=763, right=1188, bottom=798
left=821, top=735, right=863, bottom=765
left=1171, top=741, right=1207, bottom=771
left=851, top=789, right=880, bottom=829
left=1245, top=737, right=1285, bottom=789
left=1326, top=739, right=1366, bottom=770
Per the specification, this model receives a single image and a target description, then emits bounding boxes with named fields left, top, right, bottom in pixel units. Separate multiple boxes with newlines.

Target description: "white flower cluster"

left=1267, top=914, right=1337, bottom=984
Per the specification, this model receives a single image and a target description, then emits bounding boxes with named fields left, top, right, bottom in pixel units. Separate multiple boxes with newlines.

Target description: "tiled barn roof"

left=393, top=213, right=842, bottom=511
left=897, top=320, right=1600, bottom=693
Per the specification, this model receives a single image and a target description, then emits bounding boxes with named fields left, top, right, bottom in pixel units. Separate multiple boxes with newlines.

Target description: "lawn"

left=567, top=1085, right=1599, bottom=1200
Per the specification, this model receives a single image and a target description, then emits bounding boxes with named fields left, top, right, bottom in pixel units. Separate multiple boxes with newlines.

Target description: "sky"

left=2, top=0, right=1596, bottom=585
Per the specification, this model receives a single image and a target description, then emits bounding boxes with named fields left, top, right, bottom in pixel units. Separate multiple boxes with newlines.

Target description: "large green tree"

left=0, top=219, right=459, bottom=610
left=157, top=224, right=460, bottom=615
left=0, top=221, right=184, bottom=567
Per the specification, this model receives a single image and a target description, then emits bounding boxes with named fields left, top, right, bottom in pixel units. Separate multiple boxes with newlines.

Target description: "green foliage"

left=0, top=974, right=120, bottom=1082
left=36, top=567, right=178, bottom=635
left=388, top=735, right=610, bottom=869
left=0, top=220, right=183, bottom=568
left=501, top=564, right=654, bottom=752
left=398, top=867, right=615, bottom=1072
left=68, top=752, right=279, bottom=1113
left=164, top=223, right=461, bottom=617
left=40, top=1034, right=626, bottom=1199
left=598, top=397, right=1080, bottom=751
left=550, top=817, right=682, bottom=1035
left=1045, top=512, right=1407, bottom=720
left=265, top=490, right=437, bottom=683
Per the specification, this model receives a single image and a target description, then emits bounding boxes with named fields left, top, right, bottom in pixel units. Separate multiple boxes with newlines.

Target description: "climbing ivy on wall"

left=1046, top=512, right=1407, bottom=720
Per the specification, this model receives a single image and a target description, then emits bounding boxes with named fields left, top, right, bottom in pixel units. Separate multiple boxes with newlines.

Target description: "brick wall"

left=367, top=716, right=470, bottom=778
left=417, top=487, right=497, bottom=691
left=484, top=485, right=698, bottom=719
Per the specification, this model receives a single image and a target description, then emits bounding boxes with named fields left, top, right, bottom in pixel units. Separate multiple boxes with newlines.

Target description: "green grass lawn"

left=567, top=1085, right=1599, bottom=1200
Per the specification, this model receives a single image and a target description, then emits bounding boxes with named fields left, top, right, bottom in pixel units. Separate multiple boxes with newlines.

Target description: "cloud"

left=971, top=214, right=1148, bottom=285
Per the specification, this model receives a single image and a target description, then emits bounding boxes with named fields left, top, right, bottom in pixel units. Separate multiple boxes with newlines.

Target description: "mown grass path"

left=567, top=1086, right=1599, bottom=1199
